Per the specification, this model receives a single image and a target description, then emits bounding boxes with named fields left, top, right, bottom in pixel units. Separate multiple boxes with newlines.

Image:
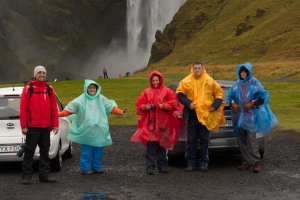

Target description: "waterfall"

left=126, top=0, right=186, bottom=72
left=86, top=0, right=185, bottom=78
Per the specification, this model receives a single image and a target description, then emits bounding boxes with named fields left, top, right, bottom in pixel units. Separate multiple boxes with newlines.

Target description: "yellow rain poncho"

left=176, top=68, right=225, bottom=132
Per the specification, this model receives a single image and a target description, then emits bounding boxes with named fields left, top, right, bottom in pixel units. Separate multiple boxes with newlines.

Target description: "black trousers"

left=103, top=73, right=108, bottom=79
left=22, top=127, right=51, bottom=178
left=146, top=141, right=168, bottom=171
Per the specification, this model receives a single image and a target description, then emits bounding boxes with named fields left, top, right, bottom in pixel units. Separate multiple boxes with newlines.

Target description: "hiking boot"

left=22, top=175, right=31, bottom=185
left=146, top=169, right=154, bottom=175
left=238, top=164, right=251, bottom=171
left=81, top=171, right=93, bottom=175
left=39, top=176, right=57, bottom=183
left=93, top=170, right=105, bottom=174
left=185, top=166, right=196, bottom=172
left=253, top=162, right=261, bottom=173
left=199, top=166, right=209, bottom=172
left=158, top=168, right=169, bottom=173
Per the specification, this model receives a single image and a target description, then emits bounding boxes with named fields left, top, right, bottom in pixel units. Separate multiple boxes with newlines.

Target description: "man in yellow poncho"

left=176, top=62, right=225, bottom=172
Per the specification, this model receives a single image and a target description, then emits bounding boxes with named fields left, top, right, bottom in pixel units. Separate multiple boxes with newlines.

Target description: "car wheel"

left=64, top=141, right=73, bottom=159
left=167, top=149, right=180, bottom=166
left=259, top=148, right=265, bottom=159
left=50, top=143, right=62, bottom=172
left=167, top=154, right=177, bottom=166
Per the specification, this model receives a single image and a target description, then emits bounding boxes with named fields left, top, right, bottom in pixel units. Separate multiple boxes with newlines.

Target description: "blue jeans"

left=80, top=144, right=104, bottom=172
left=186, top=118, right=210, bottom=167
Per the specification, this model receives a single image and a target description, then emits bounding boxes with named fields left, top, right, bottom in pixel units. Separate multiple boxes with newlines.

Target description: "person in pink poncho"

left=130, top=71, right=181, bottom=175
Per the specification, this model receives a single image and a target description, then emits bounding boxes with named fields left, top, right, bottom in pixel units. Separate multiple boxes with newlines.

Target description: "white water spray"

left=85, top=0, right=185, bottom=78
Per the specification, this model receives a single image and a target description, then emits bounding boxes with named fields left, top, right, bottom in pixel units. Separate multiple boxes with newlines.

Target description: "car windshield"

left=0, top=97, right=20, bottom=119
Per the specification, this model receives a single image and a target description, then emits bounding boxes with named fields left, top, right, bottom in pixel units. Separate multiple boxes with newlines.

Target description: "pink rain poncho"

left=226, top=62, right=278, bottom=134
left=130, top=71, right=181, bottom=150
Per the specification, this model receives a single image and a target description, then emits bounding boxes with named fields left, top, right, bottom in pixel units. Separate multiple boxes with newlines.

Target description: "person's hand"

left=21, top=128, right=28, bottom=134
left=52, top=127, right=58, bottom=135
left=243, top=102, right=253, bottom=111
left=121, top=108, right=129, bottom=114
left=209, top=107, right=215, bottom=112
left=158, top=104, right=163, bottom=109
left=189, top=103, right=196, bottom=110
left=231, top=102, right=240, bottom=113
left=146, top=104, right=151, bottom=110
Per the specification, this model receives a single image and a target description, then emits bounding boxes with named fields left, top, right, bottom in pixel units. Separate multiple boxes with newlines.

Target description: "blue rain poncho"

left=226, top=62, right=278, bottom=134
left=65, top=79, right=117, bottom=147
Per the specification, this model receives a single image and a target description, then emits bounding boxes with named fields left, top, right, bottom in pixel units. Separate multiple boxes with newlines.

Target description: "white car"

left=0, top=86, right=73, bottom=171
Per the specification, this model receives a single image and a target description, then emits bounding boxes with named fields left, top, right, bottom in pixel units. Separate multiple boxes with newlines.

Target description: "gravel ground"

left=0, top=126, right=300, bottom=200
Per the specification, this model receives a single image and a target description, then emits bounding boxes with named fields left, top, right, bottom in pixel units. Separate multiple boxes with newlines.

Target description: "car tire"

left=259, top=148, right=265, bottom=159
left=64, top=141, right=73, bottom=159
left=50, top=143, right=62, bottom=172
left=167, top=154, right=177, bottom=166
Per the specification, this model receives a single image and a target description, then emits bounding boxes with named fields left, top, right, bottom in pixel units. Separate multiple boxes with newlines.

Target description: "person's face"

left=240, top=71, right=247, bottom=79
left=152, top=76, right=160, bottom=88
left=193, top=64, right=204, bottom=78
left=35, top=71, right=46, bottom=82
left=88, top=84, right=97, bottom=96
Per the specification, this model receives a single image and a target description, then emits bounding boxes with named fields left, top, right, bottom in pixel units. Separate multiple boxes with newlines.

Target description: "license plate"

left=224, top=120, right=232, bottom=127
left=0, top=145, right=22, bottom=152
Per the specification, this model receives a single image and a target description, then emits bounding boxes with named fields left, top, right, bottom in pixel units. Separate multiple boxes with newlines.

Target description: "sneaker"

left=81, top=171, right=93, bottom=175
left=199, top=166, right=209, bottom=172
left=253, top=162, right=261, bottom=173
left=93, top=170, right=105, bottom=174
left=22, top=175, right=31, bottom=185
left=238, top=164, right=251, bottom=171
left=158, top=168, right=169, bottom=173
left=185, top=166, right=196, bottom=172
left=146, top=169, right=154, bottom=175
left=39, top=176, right=57, bottom=183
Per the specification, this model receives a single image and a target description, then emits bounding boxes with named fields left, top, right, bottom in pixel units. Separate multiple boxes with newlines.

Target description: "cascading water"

left=86, top=0, right=186, bottom=78
left=126, top=0, right=186, bottom=73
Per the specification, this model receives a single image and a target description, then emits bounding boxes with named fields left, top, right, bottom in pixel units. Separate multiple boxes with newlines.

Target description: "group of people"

left=19, top=62, right=277, bottom=185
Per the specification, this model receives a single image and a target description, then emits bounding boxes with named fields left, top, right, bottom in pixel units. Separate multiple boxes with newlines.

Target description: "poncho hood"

left=84, top=79, right=101, bottom=100
left=236, top=62, right=253, bottom=82
left=149, top=70, right=164, bottom=89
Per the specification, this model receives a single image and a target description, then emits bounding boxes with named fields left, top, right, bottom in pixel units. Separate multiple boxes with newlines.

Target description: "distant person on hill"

left=175, top=61, right=225, bottom=172
left=58, top=79, right=128, bottom=175
left=130, top=71, right=181, bottom=175
left=103, top=67, right=108, bottom=79
left=119, top=73, right=123, bottom=78
left=226, top=62, right=278, bottom=173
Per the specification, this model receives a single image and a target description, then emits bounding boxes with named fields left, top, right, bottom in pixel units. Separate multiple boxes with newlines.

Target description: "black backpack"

left=28, top=83, right=51, bottom=98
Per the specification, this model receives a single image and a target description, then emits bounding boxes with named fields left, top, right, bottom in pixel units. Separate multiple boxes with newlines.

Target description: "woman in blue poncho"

left=59, top=79, right=128, bottom=175
left=226, top=62, right=278, bottom=173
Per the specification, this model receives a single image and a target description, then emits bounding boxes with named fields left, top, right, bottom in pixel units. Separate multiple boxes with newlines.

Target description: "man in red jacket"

left=20, top=66, right=59, bottom=185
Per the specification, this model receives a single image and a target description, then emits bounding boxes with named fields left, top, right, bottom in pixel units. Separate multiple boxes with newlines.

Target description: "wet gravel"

left=0, top=126, right=300, bottom=200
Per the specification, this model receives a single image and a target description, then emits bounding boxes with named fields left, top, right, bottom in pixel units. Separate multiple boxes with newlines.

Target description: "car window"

left=223, top=88, right=230, bottom=106
left=0, top=97, right=20, bottom=119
